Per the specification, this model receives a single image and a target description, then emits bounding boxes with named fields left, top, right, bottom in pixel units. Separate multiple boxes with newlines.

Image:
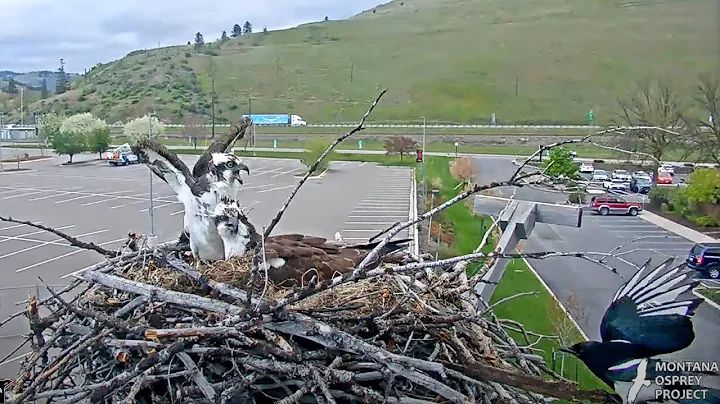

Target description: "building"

left=0, top=125, right=38, bottom=141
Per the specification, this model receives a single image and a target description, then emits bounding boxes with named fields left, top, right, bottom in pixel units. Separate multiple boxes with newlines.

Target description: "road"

left=472, top=157, right=720, bottom=368
left=0, top=155, right=414, bottom=379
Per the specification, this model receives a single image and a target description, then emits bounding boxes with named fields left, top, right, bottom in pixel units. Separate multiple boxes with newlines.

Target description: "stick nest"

left=2, top=246, right=617, bottom=404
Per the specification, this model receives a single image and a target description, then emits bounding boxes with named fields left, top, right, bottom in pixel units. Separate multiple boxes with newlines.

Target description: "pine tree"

left=55, top=59, right=69, bottom=95
left=243, top=21, right=253, bottom=34
left=194, top=32, right=204, bottom=50
left=7, top=77, right=18, bottom=95
left=221, top=30, right=229, bottom=42
left=231, top=24, right=242, bottom=37
left=40, top=78, right=49, bottom=99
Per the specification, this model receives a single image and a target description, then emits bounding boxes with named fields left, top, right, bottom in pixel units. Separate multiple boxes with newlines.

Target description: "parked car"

left=590, top=195, right=643, bottom=216
left=603, top=179, right=630, bottom=191
left=659, top=163, right=675, bottom=176
left=657, top=172, right=673, bottom=185
left=632, top=171, right=651, bottom=179
left=579, top=162, right=595, bottom=174
left=592, top=169, right=610, bottom=181
left=630, top=176, right=653, bottom=194
left=611, top=169, right=631, bottom=181
left=686, top=242, right=720, bottom=279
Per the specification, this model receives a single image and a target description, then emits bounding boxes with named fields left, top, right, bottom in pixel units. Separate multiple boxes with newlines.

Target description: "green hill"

left=26, top=0, right=720, bottom=125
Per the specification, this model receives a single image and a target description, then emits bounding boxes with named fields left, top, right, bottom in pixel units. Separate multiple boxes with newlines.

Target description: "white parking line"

left=0, top=225, right=75, bottom=244
left=342, top=229, right=388, bottom=232
left=171, top=210, right=185, bottom=216
left=28, top=187, right=85, bottom=201
left=0, top=222, right=42, bottom=232
left=3, top=191, right=45, bottom=199
left=0, top=229, right=108, bottom=260
left=254, top=167, right=284, bottom=176
left=270, top=168, right=301, bottom=178
left=348, top=215, right=407, bottom=218
left=55, top=194, right=95, bottom=204
left=16, top=236, right=126, bottom=273
left=257, top=184, right=295, bottom=194
left=139, top=201, right=180, bottom=212
left=345, top=222, right=398, bottom=225
left=352, top=210, right=409, bottom=213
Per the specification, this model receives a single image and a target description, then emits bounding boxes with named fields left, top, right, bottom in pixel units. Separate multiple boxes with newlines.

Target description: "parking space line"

left=28, top=187, right=86, bottom=201
left=254, top=167, right=284, bottom=176
left=352, top=210, right=409, bottom=213
left=139, top=201, right=180, bottom=213
left=16, top=236, right=126, bottom=273
left=171, top=210, right=185, bottom=216
left=270, top=168, right=301, bottom=178
left=0, top=229, right=108, bottom=261
left=342, top=229, right=388, bottom=232
left=55, top=194, right=95, bottom=204
left=345, top=222, right=398, bottom=225
left=349, top=215, right=407, bottom=218
left=257, top=185, right=295, bottom=194
left=3, top=191, right=45, bottom=199
left=0, top=225, right=75, bottom=244
left=0, top=222, right=42, bottom=232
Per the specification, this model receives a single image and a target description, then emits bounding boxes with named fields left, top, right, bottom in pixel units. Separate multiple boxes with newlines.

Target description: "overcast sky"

left=0, top=0, right=385, bottom=73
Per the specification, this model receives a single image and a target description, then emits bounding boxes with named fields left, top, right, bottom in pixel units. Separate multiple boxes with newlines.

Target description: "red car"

left=591, top=195, right=643, bottom=216
left=657, top=172, right=673, bottom=184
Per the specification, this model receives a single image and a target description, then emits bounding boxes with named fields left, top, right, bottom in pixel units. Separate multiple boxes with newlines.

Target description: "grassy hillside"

left=24, top=0, right=720, bottom=125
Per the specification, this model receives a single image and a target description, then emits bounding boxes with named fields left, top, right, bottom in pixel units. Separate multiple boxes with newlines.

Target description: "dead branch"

left=0, top=216, right=115, bottom=257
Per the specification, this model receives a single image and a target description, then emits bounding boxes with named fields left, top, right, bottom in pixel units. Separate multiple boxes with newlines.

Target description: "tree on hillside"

left=243, top=21, right=253, bottom=34
left=325, top=16, right=329, bottom=21
left=7, top=77, right=18, bottom=95
left=231, top=24, right=242, bottom=37
left=194, top=32, right=205, bottom=50
left=383, top=136, right=418, bottom=162
left=182, top=115, right=205, bottom=149
left=613, top=79, right=688, bottom=182
left=220, top=30, right=229, bottom=43
left=688, top=74, right=720, bottom=165
left=40, top=78, right=49, bottom=99
left=123, top=115, right=166, bottom=142
left=56, top=58, right=69, bottom=95
left=263, top=27, right=268, bottom=34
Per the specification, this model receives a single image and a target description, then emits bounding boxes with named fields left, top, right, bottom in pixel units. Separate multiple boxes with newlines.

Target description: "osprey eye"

left=226, top=161, right=235, bottom=168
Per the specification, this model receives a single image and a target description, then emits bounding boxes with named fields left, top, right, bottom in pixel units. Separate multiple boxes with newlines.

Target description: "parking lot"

left=0, top=155, right=414, bottom=378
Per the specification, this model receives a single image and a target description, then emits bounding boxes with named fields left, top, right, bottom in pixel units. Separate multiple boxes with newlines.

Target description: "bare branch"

left=0, top=216, right=115, bottom=256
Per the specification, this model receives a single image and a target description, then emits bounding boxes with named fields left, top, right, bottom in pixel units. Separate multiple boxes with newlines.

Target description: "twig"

left=0, top=216, right=114, bottom=257
left=263, top=89, right=388, bottom=238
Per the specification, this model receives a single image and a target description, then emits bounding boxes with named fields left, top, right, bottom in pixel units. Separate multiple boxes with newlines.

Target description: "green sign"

left=358, top=140, right=363, bottom=149
left=273, top=139, right=277, bottom=148
left=588, top=110, right=594, bottom=122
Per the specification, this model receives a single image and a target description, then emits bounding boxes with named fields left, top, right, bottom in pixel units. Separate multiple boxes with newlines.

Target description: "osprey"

left=211, top=197, right=412, bottom=288
left=560, top=258, right=718, bottom=403
left=132, top=118, right=252, bottom=262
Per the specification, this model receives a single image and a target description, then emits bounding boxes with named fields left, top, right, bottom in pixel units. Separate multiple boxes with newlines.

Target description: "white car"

left=579, top=162, right=594, bottom=173
left=612, top=169, right=631, bottom=181
left=659, top=164, right=675, bottom=176
left=592, top=169, right=609, bottom=181
left=604, top=179, right=630, bottom=191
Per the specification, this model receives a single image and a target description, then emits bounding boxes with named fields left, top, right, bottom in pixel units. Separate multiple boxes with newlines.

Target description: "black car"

left=629, top=176, right=653, bottom=194
left=686, top=242, right=720, bottom=279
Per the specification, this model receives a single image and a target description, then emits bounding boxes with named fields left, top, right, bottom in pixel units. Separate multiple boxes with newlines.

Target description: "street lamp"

left=0, top=112, right=4, bottom=171
left=421, top=116, right=426, bottom=202
left=147, top=113, right=158, bottom=248
left=454, top=141, right=459, bottom=158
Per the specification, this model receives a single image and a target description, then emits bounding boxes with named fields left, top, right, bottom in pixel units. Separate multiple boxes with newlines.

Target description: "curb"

left=522, top=258, right=590, bottom=341
left=639, top=211, right=717, bottom=243
left=692, top=290, right=720, bottom=311
left=0, top=169, right=37, bottom=175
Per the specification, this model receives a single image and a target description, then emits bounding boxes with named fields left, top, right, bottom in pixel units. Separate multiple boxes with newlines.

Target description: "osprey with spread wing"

left=132, top=118, right=252, bottom=261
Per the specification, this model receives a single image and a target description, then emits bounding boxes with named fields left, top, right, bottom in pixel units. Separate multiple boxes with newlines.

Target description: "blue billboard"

left=244, top=114, right=290, bottom=125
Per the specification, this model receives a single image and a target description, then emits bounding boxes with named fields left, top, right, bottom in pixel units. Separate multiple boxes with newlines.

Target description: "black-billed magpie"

left=560, top=258, right=720, bottom=403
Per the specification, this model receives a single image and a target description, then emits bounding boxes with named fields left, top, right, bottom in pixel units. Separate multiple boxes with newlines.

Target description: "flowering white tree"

left=123, top=115, right=166, bottom=142
left=54, top=113, right=109, bottom=163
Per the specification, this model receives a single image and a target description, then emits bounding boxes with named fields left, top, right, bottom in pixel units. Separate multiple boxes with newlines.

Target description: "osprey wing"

left=599, top=258, right=703, bottom=356
left=132, top=138, right=195, bottom=191
left=192, top=116, right=252, bottom=179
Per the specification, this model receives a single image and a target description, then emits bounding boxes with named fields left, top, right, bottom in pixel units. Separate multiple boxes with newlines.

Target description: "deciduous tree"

left=56, top=113, right=106, bottom=163
left=37, top=112, right=63, bottom=146
left=541, top=146, right=580, bottom=180
left=383, top=135, right=418, bottom=162
left=182, top=115, right=205, bottom=149
left=123, top=115, right=166, bottom=142
left=688, top=74, right=720, bottom=165
left=613, top=79, right=688, bottom=182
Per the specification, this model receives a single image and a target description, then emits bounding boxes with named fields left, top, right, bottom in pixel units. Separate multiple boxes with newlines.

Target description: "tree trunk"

left=69, top=154, right=74, bottom=164
left=400, top=152, right=404, bottom=162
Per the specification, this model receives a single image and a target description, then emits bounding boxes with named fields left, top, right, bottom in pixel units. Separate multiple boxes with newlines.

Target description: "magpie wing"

left=192, top=116, right=252, bottom=179
left=600, top=258, right=703, bottom=355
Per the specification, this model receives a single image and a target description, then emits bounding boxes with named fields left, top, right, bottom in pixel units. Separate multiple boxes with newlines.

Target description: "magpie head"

left=559, top=341, right=601, bottom=362
left=210, top=153, right=249, bottom=185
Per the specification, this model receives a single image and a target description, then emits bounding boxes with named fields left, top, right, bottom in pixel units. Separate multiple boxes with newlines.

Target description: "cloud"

left=0, top=0, right=385, bottom=73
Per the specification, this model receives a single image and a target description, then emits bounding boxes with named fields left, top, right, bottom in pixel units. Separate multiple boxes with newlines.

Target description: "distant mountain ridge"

left=0, top=70, right=80, bottom=91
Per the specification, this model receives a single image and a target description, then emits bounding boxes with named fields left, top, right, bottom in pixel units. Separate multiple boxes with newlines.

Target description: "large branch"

left=0, top=216, right=115, bottom=257
left=263, top=89, right=387, bottom=239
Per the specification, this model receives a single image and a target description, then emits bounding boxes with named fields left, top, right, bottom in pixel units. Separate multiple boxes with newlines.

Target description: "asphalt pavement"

left=0, top=153, right=413, bottom=379
left=472, top=156, right=720, bottom=367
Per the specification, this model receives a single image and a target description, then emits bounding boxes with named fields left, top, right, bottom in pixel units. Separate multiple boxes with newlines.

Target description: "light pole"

left=0, top=112, right=4, bottom=171
left=147, top=113, right=158, bottom=248
left=454, top=141, right=459, bottom=158
left=421, top=116, right=426, bottom=205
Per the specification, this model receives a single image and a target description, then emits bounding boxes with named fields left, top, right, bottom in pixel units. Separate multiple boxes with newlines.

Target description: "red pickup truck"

left=590, top=195, right=643, bottom=216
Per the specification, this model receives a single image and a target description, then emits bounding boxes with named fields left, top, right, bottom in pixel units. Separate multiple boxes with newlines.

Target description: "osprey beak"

left=238, top=162, right=250, bottom=176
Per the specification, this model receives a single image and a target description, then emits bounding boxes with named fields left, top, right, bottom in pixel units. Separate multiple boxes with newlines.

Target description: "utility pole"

left=421, top=116, right=426, bottom=206
left=248, top=96, right=252, bottom=115
left=0, top=112, right=4, bottom=171
left=210, top=57, right=216, bottom=139
left=33, top=112, right=43, bottom=156
left=147, top=113, right=157, bottom=248
left=20, top=88, right=24, bottom=125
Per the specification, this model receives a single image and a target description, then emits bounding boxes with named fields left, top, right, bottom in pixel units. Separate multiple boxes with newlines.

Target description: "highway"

left=472, top=157, right=720, bottom=368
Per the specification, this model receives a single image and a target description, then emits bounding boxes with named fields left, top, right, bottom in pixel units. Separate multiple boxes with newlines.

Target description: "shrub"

left=669, top=188, right=692, bottom=217
left=690, top=215, right=717, bottom=227
left=568, top=192, right=585, bottom=204
left=648, top=187, right=675, bottom=207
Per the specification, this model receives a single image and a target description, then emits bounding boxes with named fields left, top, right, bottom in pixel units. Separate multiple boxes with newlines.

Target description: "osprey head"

left=209, top=153, right=250, bottom=185
left=213, top=196, right=257, bottom=258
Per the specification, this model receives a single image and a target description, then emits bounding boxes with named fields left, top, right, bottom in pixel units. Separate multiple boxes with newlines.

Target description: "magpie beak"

left=559, top=346, right=575, bottom=355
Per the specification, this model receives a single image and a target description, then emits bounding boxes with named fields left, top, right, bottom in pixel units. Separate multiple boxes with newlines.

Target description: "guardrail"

left=104, top=123, right=603, bottom=129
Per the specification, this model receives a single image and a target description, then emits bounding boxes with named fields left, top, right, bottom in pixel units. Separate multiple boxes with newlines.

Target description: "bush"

left=690, top=215, right=717, bottom=227
left=593, top=159, right=605, bottom=164
left=648, top=187, right=675, bottom=207
left=669, top=188, right=692, bottom=217
left=568, top=192, right=585, bottom=204
left=301, top=140, right=336, bottom=175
